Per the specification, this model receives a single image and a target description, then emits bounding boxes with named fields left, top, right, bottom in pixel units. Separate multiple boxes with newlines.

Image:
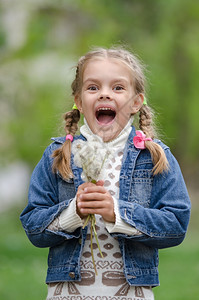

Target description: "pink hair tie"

left=65, top=134, right=73, bottom=142
left=133, top=130, right=152, bottom=149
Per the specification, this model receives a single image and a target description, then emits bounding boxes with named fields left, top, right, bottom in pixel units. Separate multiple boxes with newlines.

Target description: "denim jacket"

left=20, top=126, right=191, bottom=286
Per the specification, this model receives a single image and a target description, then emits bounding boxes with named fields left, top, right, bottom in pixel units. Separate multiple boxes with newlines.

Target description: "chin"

left=97, top=129, right=119, bottom=142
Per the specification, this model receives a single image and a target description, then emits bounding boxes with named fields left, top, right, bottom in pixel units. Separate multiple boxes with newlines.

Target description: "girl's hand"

left=76, top=181, right=115, bottom=223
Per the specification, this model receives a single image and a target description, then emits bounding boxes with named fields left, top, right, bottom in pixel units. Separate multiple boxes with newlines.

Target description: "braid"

left=139, top=105, right=169, bottom=175
left=52, top=52, right=83, bottom=180
left=64, top=109, right=80, bottom=135
left=52, top=109, right=80, bottom=179
left=139, top=105, right=156, bottom=139
left=71, top=66, right=80, bottom=96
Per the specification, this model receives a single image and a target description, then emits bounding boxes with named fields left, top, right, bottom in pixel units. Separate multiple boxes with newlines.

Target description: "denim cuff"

left=105, top=197, right=142, bottom=236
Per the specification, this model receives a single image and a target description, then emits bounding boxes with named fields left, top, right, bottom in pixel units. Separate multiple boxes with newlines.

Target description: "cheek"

left=82, top=95, right=96, bottom=109
left=81, top=103, right=94, bottom=118
left=121, top=102, right=135, bottom=116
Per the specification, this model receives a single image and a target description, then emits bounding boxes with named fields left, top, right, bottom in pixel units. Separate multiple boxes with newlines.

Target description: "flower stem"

left=82, top=215, right=90, bottom=229
left=91, top=215, right=104, bottom=258
left=90, top=220, right=97, bottom=275
left=82, top=214, right=104, bottom=275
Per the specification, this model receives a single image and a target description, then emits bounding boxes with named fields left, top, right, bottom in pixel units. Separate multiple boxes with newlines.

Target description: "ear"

left=131, top=93, right=144, bottom=114
left=74, top=95, right=83, bottom=113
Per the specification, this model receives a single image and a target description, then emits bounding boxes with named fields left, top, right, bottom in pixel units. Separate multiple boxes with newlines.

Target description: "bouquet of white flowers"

left=72, top=135, right=112, bottom=274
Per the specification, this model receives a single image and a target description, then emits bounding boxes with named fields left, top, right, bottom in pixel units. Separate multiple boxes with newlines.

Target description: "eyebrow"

left=83, top=77, right=129, bottom=84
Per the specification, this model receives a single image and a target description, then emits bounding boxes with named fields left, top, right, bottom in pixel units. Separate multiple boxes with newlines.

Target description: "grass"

left=0, top=190, right=198, bottom=299
left=154, top=231, right=199, bottom=299
left=0, top=206, right=48, bottom=300
left=154, top=189, right=199, bottom=299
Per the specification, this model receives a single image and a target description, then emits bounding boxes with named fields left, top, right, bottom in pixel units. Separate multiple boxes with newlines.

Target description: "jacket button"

left=69, top=272, right=75, bottom=279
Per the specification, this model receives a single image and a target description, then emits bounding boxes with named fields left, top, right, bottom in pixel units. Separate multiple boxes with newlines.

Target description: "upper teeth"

left=98, top=107, right=113, bottom=111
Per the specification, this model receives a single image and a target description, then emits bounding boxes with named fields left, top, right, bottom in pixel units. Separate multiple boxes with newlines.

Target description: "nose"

left=99, top=89, right=112, bottom=100
left=99, top=95, right=111, bottom=100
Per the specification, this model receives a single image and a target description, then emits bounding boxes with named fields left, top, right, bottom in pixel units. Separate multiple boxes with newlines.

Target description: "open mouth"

left=95, top=107, right=116, bottom=125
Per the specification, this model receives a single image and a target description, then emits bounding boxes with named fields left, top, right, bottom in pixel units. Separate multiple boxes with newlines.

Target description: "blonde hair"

left=53, top=47, right=168, bottom=179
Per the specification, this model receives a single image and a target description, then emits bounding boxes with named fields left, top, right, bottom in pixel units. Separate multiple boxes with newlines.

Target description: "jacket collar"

left=51, top=134, right=86, bottom=144
left=51, top=126, right=137, bottom=145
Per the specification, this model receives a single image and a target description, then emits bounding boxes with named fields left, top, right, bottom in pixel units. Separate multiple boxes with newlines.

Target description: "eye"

left=88, top=85, right=98, bottom=91
left=113, top=85, right=124, bottom=91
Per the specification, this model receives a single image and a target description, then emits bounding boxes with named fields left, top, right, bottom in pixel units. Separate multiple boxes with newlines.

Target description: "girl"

left=20, top=47, right=191, bottom=300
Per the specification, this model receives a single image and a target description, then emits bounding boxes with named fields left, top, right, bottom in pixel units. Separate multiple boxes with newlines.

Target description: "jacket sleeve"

left=20, top=143, right=81, bottom=248
left=114, top=149, right=191, bottom=249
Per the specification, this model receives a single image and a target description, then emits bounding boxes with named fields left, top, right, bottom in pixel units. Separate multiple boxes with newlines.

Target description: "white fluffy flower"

left=72, top=136, right=112, bottom=182
left=72, top=135, right=113, bottom=274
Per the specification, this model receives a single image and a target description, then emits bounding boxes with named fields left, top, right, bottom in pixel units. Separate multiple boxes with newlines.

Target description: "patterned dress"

left=47, top=215, right=154, bottom=300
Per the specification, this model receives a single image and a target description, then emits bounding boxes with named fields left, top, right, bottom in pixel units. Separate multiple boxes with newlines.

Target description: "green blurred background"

left=0, top=0, right=198, bottom=299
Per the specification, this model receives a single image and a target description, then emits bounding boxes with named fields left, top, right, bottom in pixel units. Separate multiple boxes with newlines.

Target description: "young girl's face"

left=75, top=58, right=143, bottom=142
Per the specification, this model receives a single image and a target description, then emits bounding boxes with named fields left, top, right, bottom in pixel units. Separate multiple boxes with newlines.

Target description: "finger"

left=83, top=186, right=107, bottom=194
left=96, top=180, right=104, bottom=186
left=77, top=182, right=97, bottom=200
left=78, top=196, right=114, bottom=211
left=79, top=192, right=108, bottom=202
left=79, top=207, right=115, bottom=223
left=78, top=199, right=105, bottom=209
left=79, top=208, right=104, bottom=214
left=77, top=182, right=96, bottom=192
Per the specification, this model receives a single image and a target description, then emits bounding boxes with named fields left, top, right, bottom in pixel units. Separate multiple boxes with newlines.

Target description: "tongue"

left=98, top=114, right=114, bottom=124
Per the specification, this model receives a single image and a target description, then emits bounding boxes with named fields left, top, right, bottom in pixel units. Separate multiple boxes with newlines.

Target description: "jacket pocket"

left=125, top=240, right=159, bottom=269
left=128, top=169, right=153, bottom=208
left=57, top=173, right=76, bottom=203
